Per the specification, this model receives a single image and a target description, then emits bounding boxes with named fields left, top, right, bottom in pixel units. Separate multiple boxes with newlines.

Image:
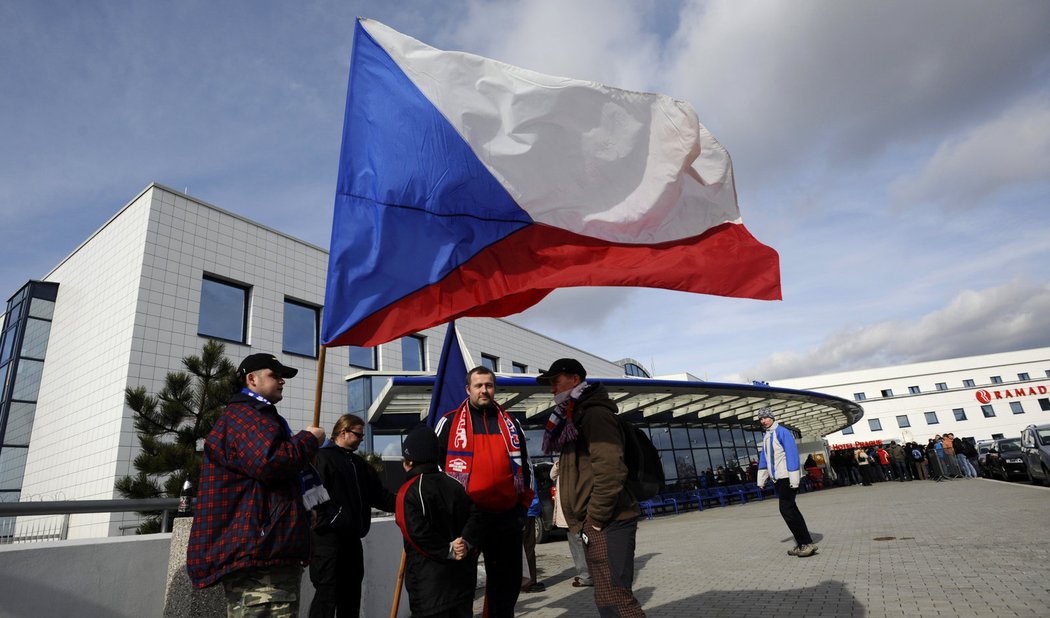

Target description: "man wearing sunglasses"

left=309, top=414, right=396, bottom=617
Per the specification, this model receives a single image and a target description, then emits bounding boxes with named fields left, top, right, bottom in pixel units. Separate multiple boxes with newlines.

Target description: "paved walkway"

left=480, top=478, right=1050, bottom=617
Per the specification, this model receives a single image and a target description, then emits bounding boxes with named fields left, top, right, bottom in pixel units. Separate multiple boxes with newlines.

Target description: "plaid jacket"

left=186, top=392, right=320, bottom=587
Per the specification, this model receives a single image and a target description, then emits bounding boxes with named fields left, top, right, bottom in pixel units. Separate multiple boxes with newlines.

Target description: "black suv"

left=985, top=437, right=1028, bottom=481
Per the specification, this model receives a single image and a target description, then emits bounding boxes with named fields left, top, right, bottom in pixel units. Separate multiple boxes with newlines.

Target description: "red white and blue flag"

left=321, top=18, right=780, bottom=347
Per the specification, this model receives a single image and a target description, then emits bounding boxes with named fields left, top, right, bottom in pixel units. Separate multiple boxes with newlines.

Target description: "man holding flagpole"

left=435, top=366, right=533, bottom=618
left=187, top=353, right=326, bottom=616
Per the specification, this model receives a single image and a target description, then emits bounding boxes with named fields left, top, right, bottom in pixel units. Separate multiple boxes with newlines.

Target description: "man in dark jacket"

left=309, top=414, right=396, bottom=618
left=537, top=358, right=645, bottom=618
left=396, top=424, right=482, bottom=618
left=187, top=353, right=325, bottom=616
left=435, top=366, right=532, bottom=618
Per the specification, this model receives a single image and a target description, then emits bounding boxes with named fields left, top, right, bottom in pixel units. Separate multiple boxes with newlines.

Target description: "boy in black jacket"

left=396, top=424, right=482, bottom=618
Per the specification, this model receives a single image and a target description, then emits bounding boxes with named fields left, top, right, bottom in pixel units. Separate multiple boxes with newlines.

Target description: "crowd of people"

left=185, top=353, right=647, bottom=618
left=829, top=434, right=981, bottom=485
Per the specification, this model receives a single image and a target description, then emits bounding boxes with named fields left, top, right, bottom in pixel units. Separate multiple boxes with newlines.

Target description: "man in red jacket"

left=436, top=366, right=533, bottom=618
left=186, top=353, right=325, bottom=617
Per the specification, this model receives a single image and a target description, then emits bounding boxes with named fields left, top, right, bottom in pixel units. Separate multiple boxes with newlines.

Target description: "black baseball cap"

left=402, top=424, right=439, bottom=464
left=536, top=358, right=587, bottom=384
left=237, top=353, right=298, bottom=380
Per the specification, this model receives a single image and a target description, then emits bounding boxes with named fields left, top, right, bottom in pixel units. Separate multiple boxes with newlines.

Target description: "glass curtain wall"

left=0, top=282, right=59, bottom=537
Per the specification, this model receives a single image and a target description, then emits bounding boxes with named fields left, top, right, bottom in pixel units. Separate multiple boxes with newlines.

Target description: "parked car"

left=976, top=439, right=995, bottom=475
left=985, top=437, right=1028, bottom=481
left=1020, top=424, right=1050, bottom=485
left=532, top=461, right=556, bottom=543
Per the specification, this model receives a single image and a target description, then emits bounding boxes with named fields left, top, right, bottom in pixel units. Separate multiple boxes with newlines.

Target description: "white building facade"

left=773, top=348, right=1050, bottom=448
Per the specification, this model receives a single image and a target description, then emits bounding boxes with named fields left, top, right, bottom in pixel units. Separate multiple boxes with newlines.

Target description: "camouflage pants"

left=222, top=565, right=303, bottom=618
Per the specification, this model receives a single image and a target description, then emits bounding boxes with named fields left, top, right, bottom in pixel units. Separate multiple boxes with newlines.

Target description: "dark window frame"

left=198, top=275, right=251, bottom=344
left=282, top=298, right=320, bottom=359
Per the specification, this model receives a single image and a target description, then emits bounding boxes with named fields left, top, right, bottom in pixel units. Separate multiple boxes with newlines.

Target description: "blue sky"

left=2, top=0, right=1049, bottom=381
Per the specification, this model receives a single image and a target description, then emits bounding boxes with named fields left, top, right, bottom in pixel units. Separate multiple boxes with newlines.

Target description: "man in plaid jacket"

left=187, top=353, right=326, bottom=617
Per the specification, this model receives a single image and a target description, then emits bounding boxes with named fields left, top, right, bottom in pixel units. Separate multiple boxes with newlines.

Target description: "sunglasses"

left=345, top=429, right=365, bottom=439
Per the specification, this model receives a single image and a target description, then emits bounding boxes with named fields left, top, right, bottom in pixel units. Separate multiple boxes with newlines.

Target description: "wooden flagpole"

left=390, top=549, right=407, bottom=618
left=312, top=346, right=327, bottom=427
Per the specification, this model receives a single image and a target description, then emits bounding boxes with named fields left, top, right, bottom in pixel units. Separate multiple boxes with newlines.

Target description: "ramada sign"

left=975, top=383, right=1049, bottom=404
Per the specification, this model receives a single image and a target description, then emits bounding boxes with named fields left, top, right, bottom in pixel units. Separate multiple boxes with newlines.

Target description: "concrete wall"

left=0, top=534, right=171, bottom=617
left=0, top=518, right=413, bottom=618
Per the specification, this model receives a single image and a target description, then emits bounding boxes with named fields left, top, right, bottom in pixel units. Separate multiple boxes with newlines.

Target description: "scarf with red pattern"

left=542, top=381, right=588, bottom=455
left=443, top=400, right=525, bottom=495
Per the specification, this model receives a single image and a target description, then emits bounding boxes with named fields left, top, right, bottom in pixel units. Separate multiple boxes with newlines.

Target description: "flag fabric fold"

left=322, top=18, right=780, bottom=347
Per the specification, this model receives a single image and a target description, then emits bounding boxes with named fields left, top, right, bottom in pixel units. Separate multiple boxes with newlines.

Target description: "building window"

left=935, top=382, right=947, bottom=391
left=880, top=389, right=893, bottom=398
left=990, top=375, right=1002, bottom=384
left=1039, top=398, right=1050, bottom=412
left=623, top=362, right=650, bottom=377
left=841, top=425, right=854, bottom=435
left=349, top=346, right=377, bottom=370
left=1010, top=401, right=1025, bottom=415
left=868, top=419, right=882, bottom=432
left=0, top=446, right=29, bottom=491
left=10, top=359, right=44, bottom=401
left=853, top=392, right=866, bottom=402
left=198, top=276, right=249, bottom=343
left=480, top=354, right=499, bottom=372
left=908, top=385, right=920, bottom=394
left=953, top=408, right=967, bottom=421
left=282, top=299, right=318, bottom=358
left=896, top=415, right=910, bottom=428
left=981, top=404, right=995, bottom=418
left=924, top=411, right=939, bottom=425
left=1018, top=372, right=1030, bottom=381
left=963, top=379, right=975, bottom=387
left=511, top=362, right=527, bottom=374
left=401, top=336, right=426, bottom=371
left=991, top=433, right=1004, bottom=440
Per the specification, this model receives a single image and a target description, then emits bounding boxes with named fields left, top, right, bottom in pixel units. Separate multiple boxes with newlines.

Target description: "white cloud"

left=747, top=280, right=1050, bottom=380
left=663, top=1, right=1050, bottom=179
left=449, top=0, right=661, bottom=90
left=889, top=95, right=1050, bottom=209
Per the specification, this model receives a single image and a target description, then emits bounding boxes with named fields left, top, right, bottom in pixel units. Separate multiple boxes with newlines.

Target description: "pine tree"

left=115, top=339, right=236, bottom=533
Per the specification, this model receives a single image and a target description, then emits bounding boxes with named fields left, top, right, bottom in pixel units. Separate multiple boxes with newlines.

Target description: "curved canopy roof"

left=358, top=374, right=864, bottom=437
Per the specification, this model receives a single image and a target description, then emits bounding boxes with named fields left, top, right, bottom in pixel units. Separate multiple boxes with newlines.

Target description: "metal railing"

left=0, top=498, right=179, bottom=545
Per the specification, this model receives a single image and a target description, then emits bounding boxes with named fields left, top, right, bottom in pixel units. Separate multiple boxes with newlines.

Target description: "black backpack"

left=619, top=417, right=664, bottom=500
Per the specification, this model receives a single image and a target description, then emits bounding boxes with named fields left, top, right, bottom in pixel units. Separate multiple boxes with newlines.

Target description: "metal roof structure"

left=359, top=373, right=864, bottom=436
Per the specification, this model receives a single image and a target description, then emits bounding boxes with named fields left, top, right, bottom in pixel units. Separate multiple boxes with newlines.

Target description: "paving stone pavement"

left=475, top=478, right=1050, bottom=617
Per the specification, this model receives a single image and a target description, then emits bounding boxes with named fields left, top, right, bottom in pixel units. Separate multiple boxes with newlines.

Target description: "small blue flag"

left=427, top=321, right=469, bottom=427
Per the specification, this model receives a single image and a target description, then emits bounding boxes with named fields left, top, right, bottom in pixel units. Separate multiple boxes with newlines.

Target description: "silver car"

left=1020, top=424, right=1050, bottom=485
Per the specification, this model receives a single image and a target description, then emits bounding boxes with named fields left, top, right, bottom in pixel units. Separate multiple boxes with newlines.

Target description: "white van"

left=1019, top=424, right=1050, bottom=485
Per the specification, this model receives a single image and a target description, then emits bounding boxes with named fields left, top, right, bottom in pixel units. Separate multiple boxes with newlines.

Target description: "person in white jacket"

left=755, top=408, right=818, bottom=557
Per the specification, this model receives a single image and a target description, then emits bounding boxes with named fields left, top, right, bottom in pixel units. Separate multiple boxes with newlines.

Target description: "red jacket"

left=436, top=402, right=532, bottom=513
left=186, top=392, right=319, bottom=587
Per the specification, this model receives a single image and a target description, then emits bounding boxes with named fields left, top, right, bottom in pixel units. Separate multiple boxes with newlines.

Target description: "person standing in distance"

left=755, top=408, right=817, bottom=557
left=435, top=366, right=533, bottom=618
left=537, top=358, right=644, bottom=618
left=309, top=414, right=396, bottom=618
left=187, top=353, right=326, bottom=617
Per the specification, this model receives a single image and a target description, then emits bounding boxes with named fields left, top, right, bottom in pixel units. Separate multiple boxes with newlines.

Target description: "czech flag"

left=321, top=18, right=781, bottom=347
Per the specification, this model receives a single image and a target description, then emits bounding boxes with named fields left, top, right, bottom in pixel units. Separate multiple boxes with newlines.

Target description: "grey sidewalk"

left=492, top=478, right=1050, bottom=617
